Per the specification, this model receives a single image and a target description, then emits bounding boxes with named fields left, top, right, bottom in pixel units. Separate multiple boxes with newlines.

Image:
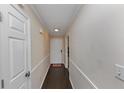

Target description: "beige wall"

left=20, top=5, right=50, bottom=68
left=19, top=5, right=50, bottom=88
left=66, top=5, right=124, bottom=89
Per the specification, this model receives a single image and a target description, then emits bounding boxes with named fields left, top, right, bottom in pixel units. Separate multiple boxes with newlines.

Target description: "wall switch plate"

left=115, top=64, right=124, bottom=81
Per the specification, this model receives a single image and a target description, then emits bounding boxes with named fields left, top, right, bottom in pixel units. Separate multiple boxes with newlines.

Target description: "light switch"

left=115, top=64, right=124, bottom=81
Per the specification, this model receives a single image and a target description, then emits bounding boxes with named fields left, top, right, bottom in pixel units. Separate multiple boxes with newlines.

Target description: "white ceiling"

left=31, top=4, right=82, bottom=36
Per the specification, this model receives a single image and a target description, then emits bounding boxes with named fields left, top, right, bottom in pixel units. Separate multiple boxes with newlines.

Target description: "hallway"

left=1, top=4, right=124, bottom=89
left=42, top=64, right=72, bottom=89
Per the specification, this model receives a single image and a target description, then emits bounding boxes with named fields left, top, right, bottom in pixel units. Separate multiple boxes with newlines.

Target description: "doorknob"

left=25, top=71, right=30, bottom=77
left=61, top=49, right=62, bottom=53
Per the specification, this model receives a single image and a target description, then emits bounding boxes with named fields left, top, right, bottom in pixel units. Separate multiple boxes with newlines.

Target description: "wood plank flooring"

left=42, top=64, right=72, bottom=89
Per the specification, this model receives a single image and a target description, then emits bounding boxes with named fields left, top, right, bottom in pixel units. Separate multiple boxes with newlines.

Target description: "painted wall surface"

left=20, top=5, right=50, bottom=88
left=66, top=5, right=124, bottom=89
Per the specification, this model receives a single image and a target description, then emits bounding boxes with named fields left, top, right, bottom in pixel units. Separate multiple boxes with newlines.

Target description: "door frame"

left=0, top=4, right=31, bottom=88
left=65, top=35, right=70, bottom=69
left=67, top=36, right=70, bottom=69
left=0, top=8, right=2, bottom=89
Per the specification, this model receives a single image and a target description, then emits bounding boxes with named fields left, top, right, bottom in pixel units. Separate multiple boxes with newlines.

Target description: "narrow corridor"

left=42, top=64, right=72, bottom=89
left=1, top=4, right=124, bottom=89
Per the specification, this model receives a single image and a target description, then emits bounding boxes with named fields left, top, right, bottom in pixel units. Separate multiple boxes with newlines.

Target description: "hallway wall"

left=66, top=5, right=124, bottom=89
left=19, top=5, right=50, bottom=88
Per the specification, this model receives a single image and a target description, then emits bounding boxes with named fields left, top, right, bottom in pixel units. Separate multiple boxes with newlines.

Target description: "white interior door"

left=50, top=38, right=64, bottom=64
left=1, top=5, right=30, bottom=89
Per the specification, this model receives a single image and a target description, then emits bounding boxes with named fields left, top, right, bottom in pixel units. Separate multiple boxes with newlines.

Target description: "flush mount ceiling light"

left=54, top=28, right=59, bottom=32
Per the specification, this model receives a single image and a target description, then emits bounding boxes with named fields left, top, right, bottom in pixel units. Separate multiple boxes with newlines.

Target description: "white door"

left=50, top=38, right=64, bottom=64
left=0, top=5, right=31, bottom=89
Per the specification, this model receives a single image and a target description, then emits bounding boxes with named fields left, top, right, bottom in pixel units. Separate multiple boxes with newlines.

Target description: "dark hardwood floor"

left=42, top=64, right=72, bottom=89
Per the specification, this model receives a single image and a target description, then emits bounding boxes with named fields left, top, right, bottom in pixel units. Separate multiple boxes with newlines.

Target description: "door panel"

left=9, top=14, right=25, bottom=33
left=19, top=82, right=26, bottom=89
left=1, top=5, right=29, bottom=89
left=9, top=39, right=25, bottom=79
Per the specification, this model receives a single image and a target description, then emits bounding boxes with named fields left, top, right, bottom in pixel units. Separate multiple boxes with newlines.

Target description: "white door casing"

left=50, top=38, right=64, bottom=64
left=65, top=35, right=70, bottom=69
left=65, top=36, right=68, bottom=68
left=0, top=7, right=2, bottom=89
left=0, top=5, right=31, bottom=89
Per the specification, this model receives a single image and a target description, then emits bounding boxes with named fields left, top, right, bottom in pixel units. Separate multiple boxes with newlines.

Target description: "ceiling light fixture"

left=54, top=28, right=59, bottom=32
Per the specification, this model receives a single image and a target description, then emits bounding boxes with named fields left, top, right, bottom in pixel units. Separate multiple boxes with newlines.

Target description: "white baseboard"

left=31, top=54, right=50, bottom=89
left=70, top=59, right=98, bottom=89
left=69, top=76, right=75, bottom=89
left=40, top=63, right=50, bottom=88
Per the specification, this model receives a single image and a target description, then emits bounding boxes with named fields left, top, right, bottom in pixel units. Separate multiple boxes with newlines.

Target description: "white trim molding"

left=40, top=63, right=50, bottom=89
left=31, top=55, right=49, bottom=73
left=69, top=75, right=75, bottom=89
left=70, top=58, right=98, bottom=89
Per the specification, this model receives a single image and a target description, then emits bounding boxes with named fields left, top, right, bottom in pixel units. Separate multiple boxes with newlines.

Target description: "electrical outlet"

left=115, top=64, right=124, bottom=81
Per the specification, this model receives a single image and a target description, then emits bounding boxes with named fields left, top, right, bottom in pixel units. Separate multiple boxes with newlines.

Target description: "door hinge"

left=0, top=12, right=2, bottom=22
left=1, top=80, right=4, bottom=89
